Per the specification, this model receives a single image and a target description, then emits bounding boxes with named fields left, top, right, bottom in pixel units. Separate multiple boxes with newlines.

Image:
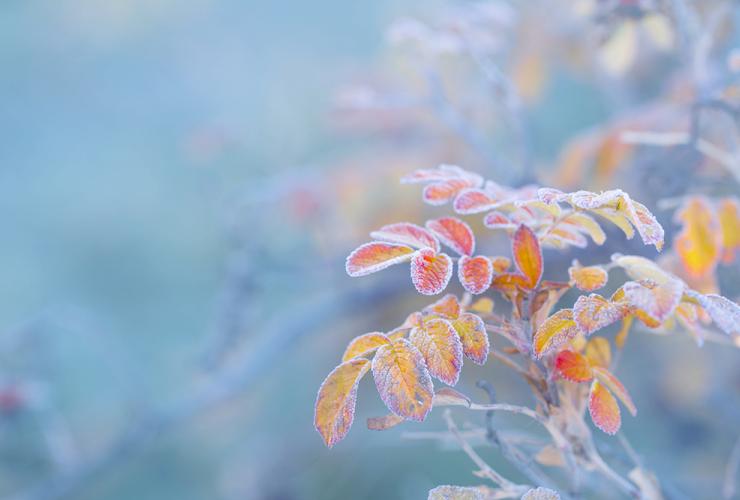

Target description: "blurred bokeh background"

left=1, top=1, right=739, bottom=499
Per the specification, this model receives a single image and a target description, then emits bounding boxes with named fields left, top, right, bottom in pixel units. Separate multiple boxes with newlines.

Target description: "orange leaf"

left=424, top=294, right=461, bottom=319
left=718, top=198, right=740, bottom=264
left=584, top=337, right=611, bottom=369
left=573, top=294, right=624, bottom=335
left=346, top=242, right=415, bottom=277
left=372, top=339, right=434, bottom=421
left=490, top=256, right=512, bottom=273
left=555, top=350, right=594, bottom=382
left=370, top=222, right=440, bottom=252
left=410, top=319, right=463, bottom=385
left=593, top=366, right=636, bottom=416
left=367, top=413, right=405, bottom=431
left=458, top=255, right=493, bottom=295
left=342, top=332, right=391, bottom=362
left=533, top=309, right=579, bottom=358
left=451, top=313, right=490, bottom=365
left=512, top=224, right=543, bottom=289
left=426, top=217, right=475, bottom=256
left=314, top=358, right=371, bottom=447
left=674, top=197, right=720, bottom=278
left=410, top=248, right=453, bottom=295
left=424, top=179, right=477, bottom=206
left=454, top=188, right=498, bottom=214
left=589, top=380, right=621, bottom=435
left=569, top=264, right=608, bottom=292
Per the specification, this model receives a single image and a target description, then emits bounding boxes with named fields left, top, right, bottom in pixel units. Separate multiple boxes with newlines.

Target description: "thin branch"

left=723, top=435, right=740, bottom=500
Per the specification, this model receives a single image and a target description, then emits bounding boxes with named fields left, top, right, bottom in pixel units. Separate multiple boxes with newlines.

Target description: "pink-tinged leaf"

left=433, top=387, right=472, bottom=407
left=451, top=313, right=490, bottom=365
left=490, top=256, right=512, bottom=273
left=554, top=350, right=594, bottom=382
left=314, top=358, right=371, bottom=447
left=426, top=217, right=475, bottom=256
left=423, top=179, right=477, bottom=206
left=342, top=332, right=391, bottom=362
left=684, top=291, right=740, bottom=335
left=370, top=222, right=440, bottom=252
left=537, top=187, right=567, bottom=204
left=458, top=255, right=493, bottom=295
left=573, top=294, right=624, bottom=335
left=424, top=294, right=461, bottom=319
left=411, top=249, right=453, bottom=295
left=622, top=279, right=683, bottom=324
left=589, top=380, right=621, bottom=435
left=512, top=225, right=543, bottom=289
left=453, top=188, right=498, bottom=214
left=533, top=309, right=579, bottom=358
left=372, top=339, right=434, bottom=421
left=410, top=319, right=463, bottom=386
left=402, top=311, right=423, bottom=328
left=483, top=211, right=516, bottom=229
left=367, top=413, right=405, bottom=431
left=593, top=366, right=637, bottom=416
left=400, top=164, right=479, bottom=184
left=346, top=242, right=415, bottom=277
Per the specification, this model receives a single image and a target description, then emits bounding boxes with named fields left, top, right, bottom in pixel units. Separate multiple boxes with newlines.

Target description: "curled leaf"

left=410, top=319, right=464, bottom=385
left=451, top=313, right=490, bottom=365
left=346, top=242, right=415, bottom=277
left=589, top=380, right=621, bottom=435
left=372, top=339, right=434, bottom=421
left=342, top=332, right=391, bottom=362
left=314, top=358, right=371, bottom=447
left=411, top=249, right=454, bottom=295
left=533, top=309, right=579, bottom=358
left=458, top=255, right=493, bottom=295
left=426, top=217, right=475, bottom=256
left=370, top=222, right=440, bottom=252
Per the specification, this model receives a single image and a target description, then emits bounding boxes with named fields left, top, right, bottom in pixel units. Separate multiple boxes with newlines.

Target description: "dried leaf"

left=458, top=255, right=494, bottom=295
left=451, top=313, right=490, bottom=365
left=433, top=387, right=472, bottom=408
left=535, top=445, right=565, bottom=467
left=593, top=366, right=637, bottom=416
left=512, top=224, right=543, bottom=289
left=314, top=358, right=371, bottom=447
left=555, top=350, right=594, bottom=382
left=367, top=413, right=405, bottom=431
left=410, top=319, right=464, bottom=385
left=346, top=242, right=415, bottom=277
left=411, top=248, right=454, bottom=295
left=426, top=217, right=475, bottom=256
left=372, top=339, right=434, bottom=421
left=573, top=294, right=623, bottom=335
left=589, top=379, right=621, bottom=435
left=674, top=197, right=720, bottom=278
left=342, top=332, right=391, bottom=362
left=533, top=309, right=580, bottom=358
left=569, top=264, right=608, bottom=292
left=370, top=222, right=440, bottom=252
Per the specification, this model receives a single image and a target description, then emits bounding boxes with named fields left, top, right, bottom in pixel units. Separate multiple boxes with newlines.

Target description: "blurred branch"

left=723, top=435, right=740, bottom=499
left=8, top=279, right=407, bottom=500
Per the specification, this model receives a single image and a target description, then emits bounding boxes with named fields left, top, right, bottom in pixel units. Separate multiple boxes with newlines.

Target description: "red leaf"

left=370, top=222, right=440, bottom=252
left=346, top=242, right=415, bottom=277
left=458, top=255, right=493, bottom=295
left=410, top=248, right=453, bottom=295
left=589, top=380, right=621, bottom=435
left=555, top=350, right=594, bottom=382
left=426, top=217, right=475, bottom=256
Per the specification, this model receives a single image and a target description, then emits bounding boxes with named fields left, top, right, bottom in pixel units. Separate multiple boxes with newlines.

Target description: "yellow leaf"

left=372, top=339, right=434, bottom=421
left=469, top=297, right=494, bottom=314
left=512, top=224, right=543, bottom=289
left=718, top=198, right=740, bottom=264
left=573, top=294, right=624, bottom=335
left=410, top=319, right=463, bottom=385
left=342, top=332, right=391, bottom=362
left=451, top=313, right=490, bottom=365
left=585, top=337, right=611, bottom=369
left=615, top=315, right=634, bottom=349
left=674, top=197, right=720, bottom=278
left=563, top=212, right=607, bottom=245
left=314, top=358, right=371, bottom=447
left=533, top=309, right=579, bottom=358
left=569, top=263, right=608, bottom=292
